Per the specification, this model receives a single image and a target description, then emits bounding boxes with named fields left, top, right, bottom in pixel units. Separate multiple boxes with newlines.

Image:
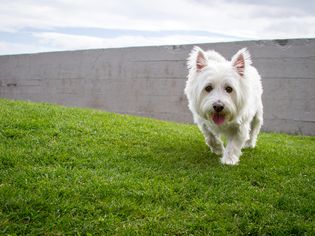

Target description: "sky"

left=1, top=0, right=315, bottom=55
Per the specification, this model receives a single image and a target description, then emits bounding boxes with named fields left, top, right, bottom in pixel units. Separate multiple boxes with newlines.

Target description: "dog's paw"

left=243, top=140, right=256, bottom=149
left=210, top=146, right=224, bottom=156
left=205, top=137, right=224, bottom=155
left=221, top=155, right=239, bottom=165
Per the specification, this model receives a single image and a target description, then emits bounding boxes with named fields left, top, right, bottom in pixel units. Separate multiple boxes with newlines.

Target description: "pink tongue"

left=212, top=113, right=225, bottom=125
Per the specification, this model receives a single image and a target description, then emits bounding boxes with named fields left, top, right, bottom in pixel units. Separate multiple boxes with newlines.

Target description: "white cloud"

left=0, top=41, right=58, bottom=55
left=262, top=16, right=315, bottom=38
left=0, top=0, right=315, bottom=54
left=1, top=0, right=314, bottom=37
left=33, top=32, right=237, bottom=51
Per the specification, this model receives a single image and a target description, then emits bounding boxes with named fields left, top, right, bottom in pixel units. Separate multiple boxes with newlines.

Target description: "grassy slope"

left=0, top=99, right=314, bottom=235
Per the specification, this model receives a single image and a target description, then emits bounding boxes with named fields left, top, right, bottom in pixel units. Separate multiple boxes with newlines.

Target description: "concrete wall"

left=0, top=38, right=314, bottom=135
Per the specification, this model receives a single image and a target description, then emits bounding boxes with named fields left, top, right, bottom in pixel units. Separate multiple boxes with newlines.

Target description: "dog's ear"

left=196, top=50, right=208, bottom=71
left=231, top=48, right=252, bottom=77
left=187, top=46, right=208, bottom=72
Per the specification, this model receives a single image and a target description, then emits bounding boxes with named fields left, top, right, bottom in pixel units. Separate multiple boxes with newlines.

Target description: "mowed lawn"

left=0, top=99, right=314, bottom=235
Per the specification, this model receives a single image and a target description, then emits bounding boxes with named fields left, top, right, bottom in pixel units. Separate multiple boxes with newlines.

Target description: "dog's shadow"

left=153, top=141, right=221, bottom=170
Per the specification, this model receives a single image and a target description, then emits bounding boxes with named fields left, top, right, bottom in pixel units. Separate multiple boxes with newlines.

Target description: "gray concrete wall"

left=0, top=38, right=314, bottom=135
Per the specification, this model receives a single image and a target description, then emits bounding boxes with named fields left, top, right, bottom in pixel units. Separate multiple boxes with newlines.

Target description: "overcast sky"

left=1, top=0, right=314, bottom=55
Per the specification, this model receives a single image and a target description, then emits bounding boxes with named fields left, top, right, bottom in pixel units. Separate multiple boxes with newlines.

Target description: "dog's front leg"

left=198, top=123, right=224, bottom=155
left=221, top=124, right=250, bottom=165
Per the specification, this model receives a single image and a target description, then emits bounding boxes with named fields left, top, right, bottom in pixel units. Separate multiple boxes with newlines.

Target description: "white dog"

left=184, top=46, right=263, bottom=165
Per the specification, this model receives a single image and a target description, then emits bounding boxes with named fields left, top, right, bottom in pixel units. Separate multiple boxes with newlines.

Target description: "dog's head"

left=185, top=46, right=252, bottom=126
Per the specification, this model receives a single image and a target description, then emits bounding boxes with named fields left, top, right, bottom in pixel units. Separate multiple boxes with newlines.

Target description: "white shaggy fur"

left=184, top=46, right=263, bottom=165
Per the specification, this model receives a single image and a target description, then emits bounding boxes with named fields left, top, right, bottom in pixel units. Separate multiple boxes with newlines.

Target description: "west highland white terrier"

left=184, top=46, right=263, bottom=165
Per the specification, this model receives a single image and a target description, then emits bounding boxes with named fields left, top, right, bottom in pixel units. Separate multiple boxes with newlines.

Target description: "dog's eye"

left=205, top=85, right=213, bottom=93
left=225, top=86, right=233, bottom=93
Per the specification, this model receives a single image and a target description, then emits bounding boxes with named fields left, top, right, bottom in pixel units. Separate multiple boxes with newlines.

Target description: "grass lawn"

left=0, top=98, right=314, bottom=235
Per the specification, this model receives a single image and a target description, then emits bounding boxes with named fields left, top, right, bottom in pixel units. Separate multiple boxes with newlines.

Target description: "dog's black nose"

left=213, top=103, right=224, bottom=112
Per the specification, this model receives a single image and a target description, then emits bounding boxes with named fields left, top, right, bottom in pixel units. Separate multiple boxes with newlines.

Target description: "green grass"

left=0, top=98, right=314, bottom=235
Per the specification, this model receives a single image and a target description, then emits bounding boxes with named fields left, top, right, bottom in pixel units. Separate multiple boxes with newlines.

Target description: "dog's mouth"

left=212, top=113, right=225, bottom=125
